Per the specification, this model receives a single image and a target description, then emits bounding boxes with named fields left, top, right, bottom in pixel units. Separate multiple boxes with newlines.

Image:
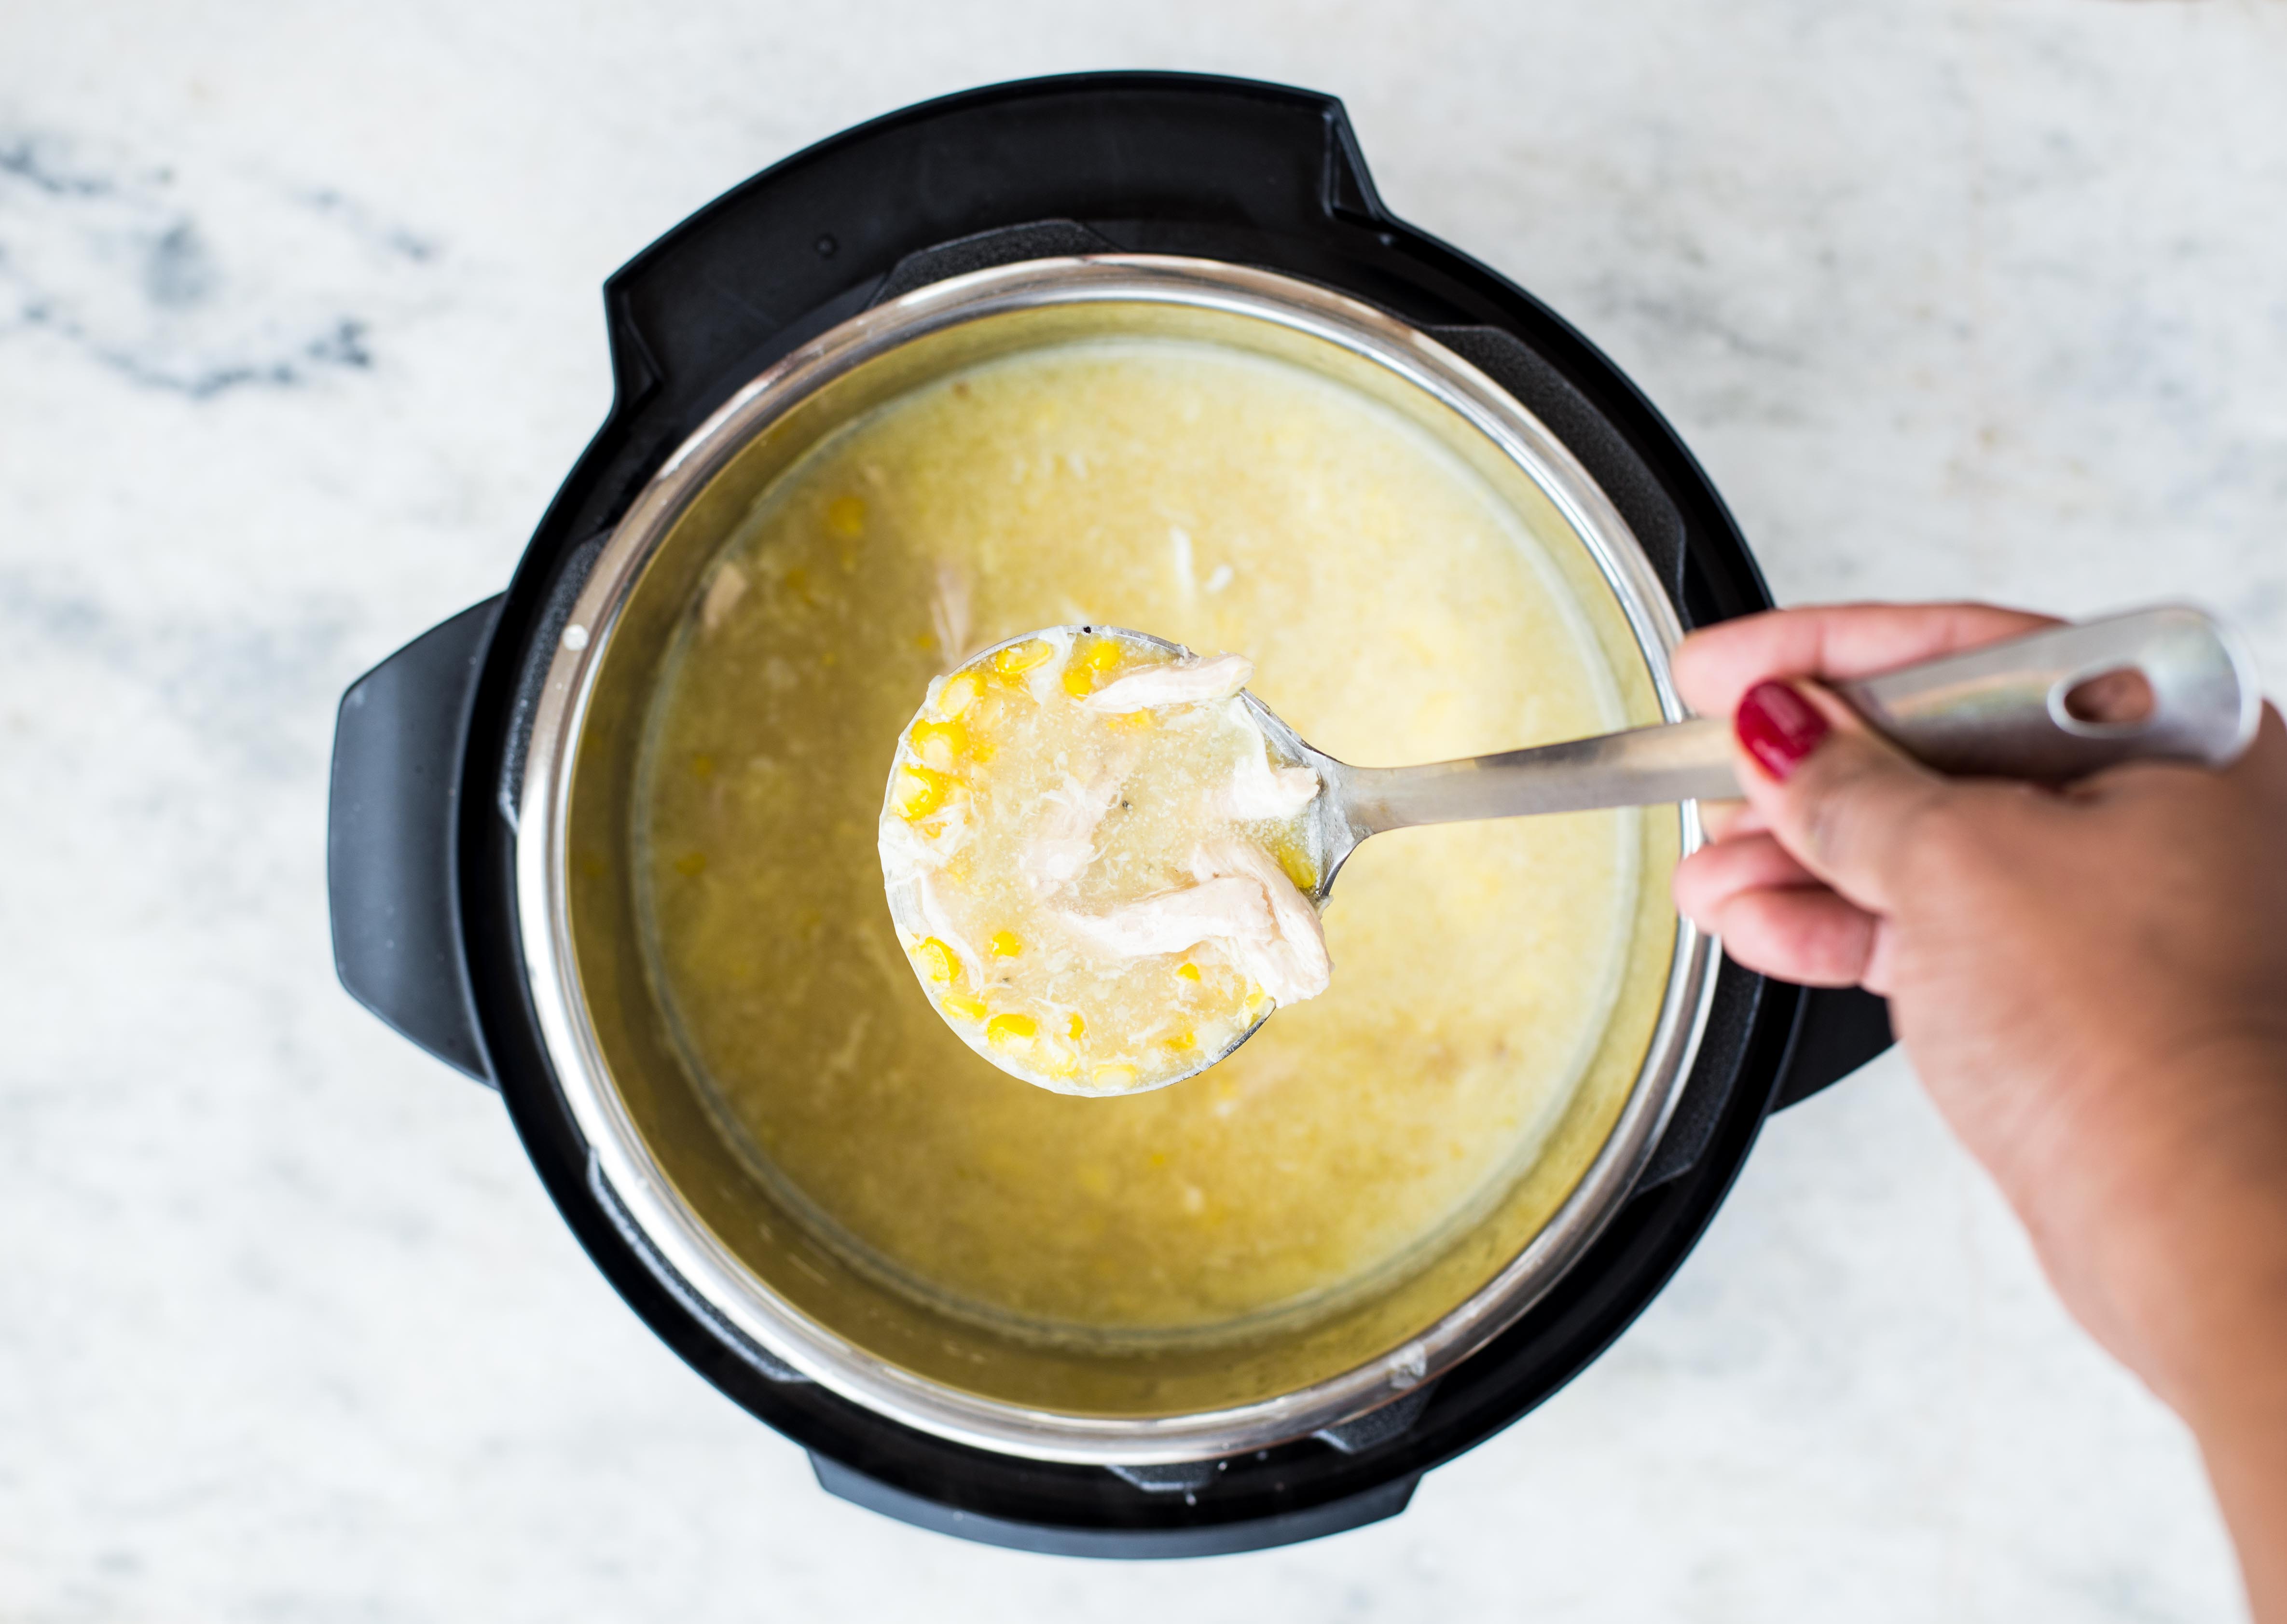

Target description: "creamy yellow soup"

left=636, top=338, right=1639, bottom=1345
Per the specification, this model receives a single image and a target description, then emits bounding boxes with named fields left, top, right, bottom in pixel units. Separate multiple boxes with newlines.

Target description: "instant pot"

left=327, top=72, right=1892, bottom=1556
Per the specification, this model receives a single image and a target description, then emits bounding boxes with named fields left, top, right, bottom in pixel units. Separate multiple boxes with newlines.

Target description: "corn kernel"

left=892, top=764, right=952, bottom=820
left=826, top=495, right=866, bottom=537
left=985, top=1012, right=1039, bottom=1048
left=1107, top=709, right=1157, bottom=734
left=1041, top=1046, right=1082, bottom=1079
left=1086, top=639, right=1122, bottom=671
left=1269, top=834, right=1318, bottom=894
left=988, top=930, right=1023, bottom=959
left=1061, top=661, right=1096, bottom=698
left=913, top=937, right=961, bottom=983
left=940, top=991, right=988, bottom=1022
left=1163, top=1029, right=1198, bottom=1052
left=1065, top=1012, right=1086, bottom=1041
left=1091, top=1063, right=1139, bottom=1091
left=992, top=640, right=1053, bottom=681
left=908, top=717, right=967, bottom=771
left=936, top=670, right=984, bottom=719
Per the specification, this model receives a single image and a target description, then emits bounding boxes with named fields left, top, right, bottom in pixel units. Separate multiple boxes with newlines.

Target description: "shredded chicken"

left=1060, top=877, right=1277, bottom=959
left=1019, top=770, right=1123, bottom=897
left=1221, top=718, right=1321, bottom=820
left=700, top=563, right=748, bottom=634
left=1188, top=838, right=1332, bottom=1004
left=1059, top=837, right=1330, bottom=1007
left=929, top=564, right=974, bottom=669
left=1082, top=651, right=1254, bottom=714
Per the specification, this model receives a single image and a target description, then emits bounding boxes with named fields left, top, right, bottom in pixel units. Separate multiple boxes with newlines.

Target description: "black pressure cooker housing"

left=329, top=73, right=1891, bottom=1557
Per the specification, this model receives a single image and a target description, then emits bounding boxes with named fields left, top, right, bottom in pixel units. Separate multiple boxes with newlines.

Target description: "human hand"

left=1669, top=602, right=2287, bottom=1617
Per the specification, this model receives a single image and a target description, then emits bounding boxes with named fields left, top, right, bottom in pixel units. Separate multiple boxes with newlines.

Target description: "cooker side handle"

left=595, top=75, right=1391, bottom=410
left=328, top=597, right=504, bottom=1084
left=809, top=1453, right=1421, bottom=1557
left=1772, top=985, right=1894, bottom=1110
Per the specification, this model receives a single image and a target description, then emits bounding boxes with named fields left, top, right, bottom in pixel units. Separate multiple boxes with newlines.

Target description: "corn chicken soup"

left=882, top=628, right=1330, bottom=1095
left=636, top=338, right=1642, bottom=1343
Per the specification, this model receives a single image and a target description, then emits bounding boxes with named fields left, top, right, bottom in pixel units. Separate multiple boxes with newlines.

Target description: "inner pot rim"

left=515, top=254, right=1720, bottom=1464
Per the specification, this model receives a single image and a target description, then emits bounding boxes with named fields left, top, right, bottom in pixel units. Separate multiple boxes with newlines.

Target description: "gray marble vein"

left=0, top=130, right=434, bottom=398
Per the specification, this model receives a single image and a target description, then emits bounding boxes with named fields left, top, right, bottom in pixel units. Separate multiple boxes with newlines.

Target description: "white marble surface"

left=3, top=1, right=2282, bottom=1618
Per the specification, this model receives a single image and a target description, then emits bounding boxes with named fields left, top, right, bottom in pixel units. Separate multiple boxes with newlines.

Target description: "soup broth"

left=636, top=338, right=1641, bottom=1344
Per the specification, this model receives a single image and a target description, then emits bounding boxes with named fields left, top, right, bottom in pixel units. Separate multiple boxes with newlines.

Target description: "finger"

left=1674, top=830, right=1819, bottom=922
left=2221, top=701, right=2287, bottom=794
left=1698, top=883, right=1886, bottom=990
left=1674, top=602, right=2059, bottom=718
left=1730, top=677, right=1965, bottom=915
left=1698, top=798, right=1763, bottom=841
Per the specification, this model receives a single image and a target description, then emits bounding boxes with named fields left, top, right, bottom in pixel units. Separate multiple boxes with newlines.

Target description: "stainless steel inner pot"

left=514, top=255, right=1718, bottom=1464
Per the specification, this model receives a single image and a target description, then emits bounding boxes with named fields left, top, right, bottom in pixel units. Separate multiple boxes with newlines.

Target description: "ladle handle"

left=1341, top=606, right=2260, bottom=827
left=1836, top=604, right=2258, bottom=779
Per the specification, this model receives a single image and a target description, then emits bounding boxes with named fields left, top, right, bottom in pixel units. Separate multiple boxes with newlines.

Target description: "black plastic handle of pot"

left=328, top=596, right=503, bottom=1084
left=602, top=72, right=1386, bottom=408
left=808, top=1452, right=1419, bottom=1559
left=1775, top=985, right=1893, bottom=1110
left=1636, top=971, right=1891, bottom=1196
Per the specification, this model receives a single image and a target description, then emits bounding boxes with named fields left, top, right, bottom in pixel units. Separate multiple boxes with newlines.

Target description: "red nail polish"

left=1736, top=680, right=1830, bottom=782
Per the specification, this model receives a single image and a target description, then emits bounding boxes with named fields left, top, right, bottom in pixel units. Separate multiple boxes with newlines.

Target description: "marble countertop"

left=3, top=2, right=2281, bottom=1619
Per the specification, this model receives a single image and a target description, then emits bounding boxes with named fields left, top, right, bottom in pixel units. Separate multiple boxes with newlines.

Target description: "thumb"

left=1731, top=678, right=1959, bottom=916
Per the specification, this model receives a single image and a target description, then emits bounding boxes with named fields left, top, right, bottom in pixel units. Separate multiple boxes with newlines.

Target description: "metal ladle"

left=904, top=605, right=2258, bottom=1092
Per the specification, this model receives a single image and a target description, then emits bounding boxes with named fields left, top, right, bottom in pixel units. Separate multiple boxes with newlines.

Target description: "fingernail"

left=1736, top=680, right=1830, bottom=782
